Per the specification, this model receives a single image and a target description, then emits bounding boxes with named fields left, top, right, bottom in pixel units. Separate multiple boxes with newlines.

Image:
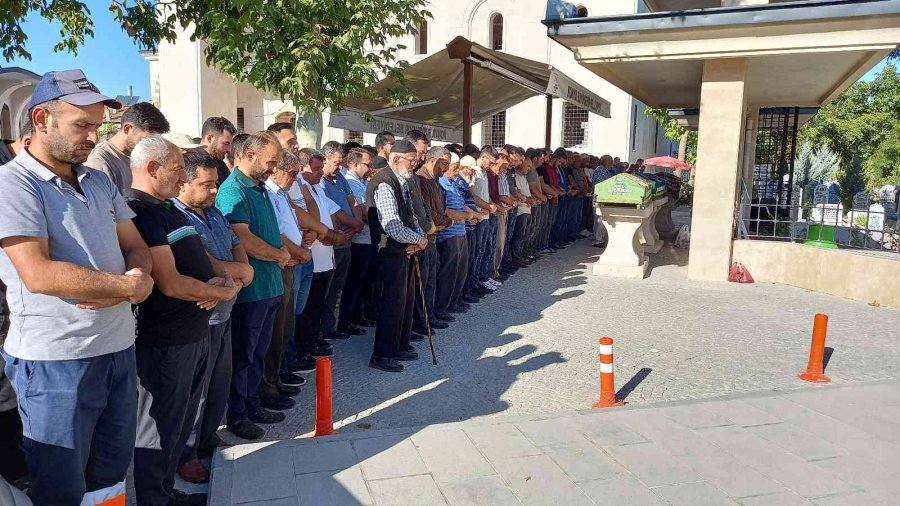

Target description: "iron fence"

left=736, top=200, right=900, bottom=253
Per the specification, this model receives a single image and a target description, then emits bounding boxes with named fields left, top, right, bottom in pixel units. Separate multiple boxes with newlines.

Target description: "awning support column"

left=463, top=60, right=473, bottom=146
left=545, top=95, right=552, bottom=149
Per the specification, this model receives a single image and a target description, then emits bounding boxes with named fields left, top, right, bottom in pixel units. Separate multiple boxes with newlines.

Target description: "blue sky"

left=3, top=0, right=149, bottom=99
left=862, top=57, right=891, bottom=82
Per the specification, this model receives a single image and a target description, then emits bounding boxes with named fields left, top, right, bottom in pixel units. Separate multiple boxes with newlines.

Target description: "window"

left=236, top=107, right=245, bottom=133
left=346, top=130, right=364, bottom=143
left=575, top=6, right=588, bottom=17
left=0, top=105, right=10, bottom=139
left=490, top=13, right=503, bottom=51
left=415, top=20, right=428, bottom=55
left=482, top=111, right=506, bottom=147
left=562, top=102, right=589, bottom=148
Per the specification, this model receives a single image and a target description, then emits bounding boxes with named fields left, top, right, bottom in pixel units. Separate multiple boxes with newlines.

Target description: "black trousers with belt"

left=340, top=243, right=378, bottom=328
left=373, top=249, right=415, bottom=359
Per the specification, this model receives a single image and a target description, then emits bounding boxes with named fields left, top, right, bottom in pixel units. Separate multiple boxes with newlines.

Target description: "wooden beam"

left=545, top=95, right=553, bottom=150
left=463, top=60, right=473, bottom=146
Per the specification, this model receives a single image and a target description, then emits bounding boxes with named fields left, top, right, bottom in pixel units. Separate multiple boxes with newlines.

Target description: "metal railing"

left=736, top=200, right=900, bottom=253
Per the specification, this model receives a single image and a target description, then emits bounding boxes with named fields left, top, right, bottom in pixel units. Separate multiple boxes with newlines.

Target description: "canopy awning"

left=328, top=36, right=611, bottom=143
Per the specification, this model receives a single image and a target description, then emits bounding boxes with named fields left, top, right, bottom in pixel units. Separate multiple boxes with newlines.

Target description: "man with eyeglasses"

left=365, top=140, right=428, bottom=372
left=339, top=148, right=378, bottom=334
left=260, top=151, right=312, bottom=415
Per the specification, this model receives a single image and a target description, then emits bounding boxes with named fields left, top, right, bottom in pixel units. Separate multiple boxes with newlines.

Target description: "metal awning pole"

left=463, top=60, right=473, bottom=146
left=545, top=95, right=553, bottom=150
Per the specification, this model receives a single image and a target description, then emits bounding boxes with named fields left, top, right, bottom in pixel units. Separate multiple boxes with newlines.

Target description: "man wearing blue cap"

left=0, top=70, right=154, bottom=506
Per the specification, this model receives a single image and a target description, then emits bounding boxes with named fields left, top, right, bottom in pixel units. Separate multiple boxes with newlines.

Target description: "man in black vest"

left=366, top=140, right=428, bottom=372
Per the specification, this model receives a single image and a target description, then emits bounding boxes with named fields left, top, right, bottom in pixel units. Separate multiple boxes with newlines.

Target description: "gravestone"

left=868, top=203, right=885, bottom=232
left=880, top=185, right=898, bottom=216
left=822, top=204, right=842, bottom=226
left=790, top=184, right=802, bottom=222
left=810, top=184, right=828, bottom=223
left=827, top=183, right=841, bottom=205
left=853, top=191, right=871, bottom=211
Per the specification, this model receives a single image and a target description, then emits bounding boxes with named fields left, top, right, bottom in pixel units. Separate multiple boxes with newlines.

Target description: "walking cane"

left=413, top=254, right=438, bottom=365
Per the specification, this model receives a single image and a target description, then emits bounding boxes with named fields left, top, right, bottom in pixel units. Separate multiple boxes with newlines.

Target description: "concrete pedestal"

left=655, top=199, right=676, bottom=238
left=640, top=197, right=667, bottom=254
left=593, top=205, right=651, bottom=279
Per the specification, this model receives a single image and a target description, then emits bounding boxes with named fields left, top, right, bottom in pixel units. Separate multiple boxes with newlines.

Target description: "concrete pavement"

left=211, top=380, right=900, bottom=505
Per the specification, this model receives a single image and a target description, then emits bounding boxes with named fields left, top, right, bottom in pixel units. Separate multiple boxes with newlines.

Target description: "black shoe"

left=448, top=306, right=469, bottom=314
left=325, top=331, right=352, bottom=340
left=474, top=287, right=492, bottom=297
left=461, top=295, right=480, bottom=304
left=249, top=408, right=286, bottom=424
left=289, top=355, right=317, bottom=373
left=311, top=347, right=333, bottom=358
left=410, top=332, right=426, bottom=342
left=227, top=418, right=265, bottom=440
left=316, top=339, right=334, bottom=351
left=429, top=319, right=449, bottom=329
left=261, top=395, right=296, bottom=411
left=457, top=301, right=471, bottom=309
left=169, top=489, right=208, bottom=506
left=279, top=371, right=307, bottom=387
left=434, top=313, right=456, bottom=322
left=278, top=384, right=302, bottom=397
left=369, top=355, right=404, bottom=372
left=395, top=350, right=418, bottom=361
left=355, top=317, right=377, bottom=328
left=337, top=325, right=366, bottom=336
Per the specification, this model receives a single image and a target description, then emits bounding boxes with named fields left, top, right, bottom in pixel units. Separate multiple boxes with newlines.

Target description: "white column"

left=688, top=58, right=749, bottom=281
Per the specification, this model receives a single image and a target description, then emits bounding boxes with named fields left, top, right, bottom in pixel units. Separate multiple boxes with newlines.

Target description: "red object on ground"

left=593, top=337, right=625, bottom=408
left=799, top=314, right=832, bottom=384
left=315, top=358, right=334, bottom=436
left=728, top=262, right=755, bottom=283
left=642, top=156, right=692, bottom=170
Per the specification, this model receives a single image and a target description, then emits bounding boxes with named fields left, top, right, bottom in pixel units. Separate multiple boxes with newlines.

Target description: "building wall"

left=146, top=0, right=662, bottom=159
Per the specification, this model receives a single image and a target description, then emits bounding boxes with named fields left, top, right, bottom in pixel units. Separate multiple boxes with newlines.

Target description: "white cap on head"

left=460, top=155, right=478, bottom=169
left=163, top=133, right=203, bottom=150
left=450, top=152, right=460, bottom=164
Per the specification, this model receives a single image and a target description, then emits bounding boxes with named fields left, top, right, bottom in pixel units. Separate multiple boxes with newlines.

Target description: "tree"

left=644, top=107, right=698, bottom=165
left=794, top=142, right=838, bottom=187
left=863, top=119, right=900, bottom=187
left=839, top=153, right=867, bottom=209
left=0, top=0, right=429, bottom=114
left=800, top=62, right=900, bottom=194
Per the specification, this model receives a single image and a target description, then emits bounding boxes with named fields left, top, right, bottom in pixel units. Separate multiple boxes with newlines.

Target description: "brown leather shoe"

left=177, top=459, right=210, bottom=484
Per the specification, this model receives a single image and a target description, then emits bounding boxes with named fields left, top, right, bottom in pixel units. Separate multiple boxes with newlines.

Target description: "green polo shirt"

left=215, top=167, right=284, bottom=303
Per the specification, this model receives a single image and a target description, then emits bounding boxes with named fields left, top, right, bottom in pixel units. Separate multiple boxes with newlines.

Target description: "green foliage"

left=862, top=119, right=900, bottom=187
left=839, top=154, right=867, bottom=210
left=800, top=62, right=900, bottom=193
left=1, top=0, right=429, bottom=114
left=644, top=107, right=697, bottom=165
left=794, top=142, right=838, bottom=187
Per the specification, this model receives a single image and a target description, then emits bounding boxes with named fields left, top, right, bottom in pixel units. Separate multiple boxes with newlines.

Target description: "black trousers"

left=134, top=338, right=208, bottom=506
left=413, top=241, right=438, bottom=330
left=511, top=213, right=533, bottom=260
left=260, top=267, right=294, bottom=400
left=0, top=407, right=27, bottom=485
left=295, top=269, right=334, bottom=357
left=182, top=320, right=232, bottom=463
left=340, top=243, right=378, bottom=328
left=373, top=249, right=414, bottom=359
left=435, top=236, right=467, bottom=316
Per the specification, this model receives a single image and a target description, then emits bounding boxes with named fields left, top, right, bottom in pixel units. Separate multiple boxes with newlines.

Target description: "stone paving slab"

left=211, top=380, right=900, bottom=505
left=238, top=239, right=900, bottom=444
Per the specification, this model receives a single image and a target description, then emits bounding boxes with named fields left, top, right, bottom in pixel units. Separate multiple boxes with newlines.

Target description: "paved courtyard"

left=211, top=380, right=900, bottom=505
left=227, top=238, right=900, bottom=442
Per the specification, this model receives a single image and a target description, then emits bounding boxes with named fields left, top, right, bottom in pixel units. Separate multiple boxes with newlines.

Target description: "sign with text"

left=328, top=108, right=463, bottom=143
left=547, top=68, right=612, bottom=118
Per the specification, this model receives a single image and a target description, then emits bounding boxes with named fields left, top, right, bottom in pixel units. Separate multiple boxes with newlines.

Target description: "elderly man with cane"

left=366, top=140, right=430, bottom=372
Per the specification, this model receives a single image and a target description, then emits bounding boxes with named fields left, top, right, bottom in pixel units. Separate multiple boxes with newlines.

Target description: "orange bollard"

left=799, top=313, right=831, bottom=384
left=593, top=337, right=624, bottom=408
left=314, top=357, right=334, bottom=436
